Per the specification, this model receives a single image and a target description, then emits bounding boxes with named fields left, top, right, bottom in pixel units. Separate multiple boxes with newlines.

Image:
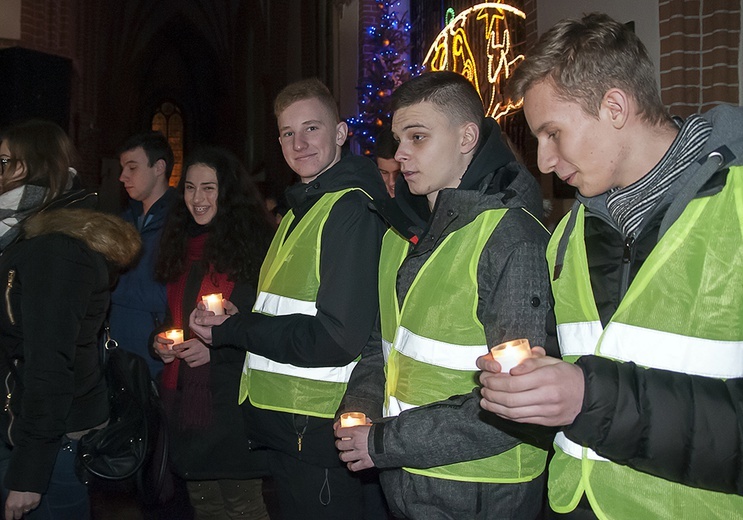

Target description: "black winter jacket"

left=212, top=154, right=388, bottom=467
left=560, top=104, right=743, bottom=496
left=0, top=204, right=140, bottom=493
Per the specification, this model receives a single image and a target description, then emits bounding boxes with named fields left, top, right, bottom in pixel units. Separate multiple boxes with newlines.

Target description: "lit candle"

left=490, top=338, right=531, bottom=373
left=164, top=328, right=184, bottom=349
left=202, top=293, right=224, bottom=315
left=340, top=412, right=367, bottom=427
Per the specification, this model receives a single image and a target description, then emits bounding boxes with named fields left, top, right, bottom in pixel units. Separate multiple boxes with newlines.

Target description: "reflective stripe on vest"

left=253, top=291, right=318, bottom=317
left=379, top=209, right=547, bottom=483
left=240, top=188, right=367, bottom=418
left=546, top=166, right=743, bottom=519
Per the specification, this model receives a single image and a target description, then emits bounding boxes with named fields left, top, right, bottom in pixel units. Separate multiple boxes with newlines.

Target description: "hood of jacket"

left=284, top=153, right=388, bottom=213
left=377, top=117, right=543, bottom=240
left=23, top=208, right=142, bottom=267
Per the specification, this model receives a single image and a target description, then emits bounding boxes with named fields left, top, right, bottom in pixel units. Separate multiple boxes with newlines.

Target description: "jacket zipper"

left=4, top=269, right=15, bottom=325
left=4, top=359, right=17, bottom=446
left=620, top=234, right=635, bottom=300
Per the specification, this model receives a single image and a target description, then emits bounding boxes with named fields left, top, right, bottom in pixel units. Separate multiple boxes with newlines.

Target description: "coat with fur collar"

left=0, top=208, right=140, bottom=493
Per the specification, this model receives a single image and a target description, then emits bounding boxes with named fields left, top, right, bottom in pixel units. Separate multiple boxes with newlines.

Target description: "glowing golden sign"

left=423, top=3, right=525, bottom=120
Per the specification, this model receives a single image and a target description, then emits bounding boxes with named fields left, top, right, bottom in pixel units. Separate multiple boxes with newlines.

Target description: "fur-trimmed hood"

left=23, top=208, right=141, bottom=267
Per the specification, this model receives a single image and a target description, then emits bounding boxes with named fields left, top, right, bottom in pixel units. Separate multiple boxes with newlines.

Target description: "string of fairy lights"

left=346, top=1, right=526, bottom=157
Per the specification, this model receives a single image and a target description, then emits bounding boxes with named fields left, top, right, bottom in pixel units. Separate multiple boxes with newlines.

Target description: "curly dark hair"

left=155, top=146, right=275, bottom=284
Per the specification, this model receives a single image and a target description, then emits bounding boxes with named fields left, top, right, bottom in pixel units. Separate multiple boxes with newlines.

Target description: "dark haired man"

left=478, top=12, right=743, bottom=519
left=191, top=78, right=388, bottom=519
left=335, top=70, right=554, bottom=519
left=110, top=131, right=176, bottom=376
left=375, top=128, right=400, bottom=197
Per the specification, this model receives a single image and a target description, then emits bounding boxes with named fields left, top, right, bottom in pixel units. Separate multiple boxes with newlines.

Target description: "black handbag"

left=75, top=326, right=171, bottom=505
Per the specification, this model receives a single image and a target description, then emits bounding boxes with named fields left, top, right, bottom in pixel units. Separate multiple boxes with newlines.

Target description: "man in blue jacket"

left=110, top=131, right=176, bottom=377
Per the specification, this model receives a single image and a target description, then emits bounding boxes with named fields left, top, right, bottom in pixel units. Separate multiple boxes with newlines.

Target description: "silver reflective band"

left=555, top=432, right=609, bottom=462
left=247, top=353, right=356, bottom=383
left=556, top=321, right=602, bottom=357
left=254, top=292, right=318, bottom=317
left=394, top=327, right=485, bottom=371
left=600, top=322, right=743, bottom=378
left=384, top=395, right=417, bottom=418
left=382, top=339, right=393, bottom=363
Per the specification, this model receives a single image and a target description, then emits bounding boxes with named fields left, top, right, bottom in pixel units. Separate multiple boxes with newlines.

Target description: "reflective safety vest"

left=546, top=165, right=743, bottom=519
left=380, top=208, right=547, bottom=483
left=240, top=188, right=365, bottom=418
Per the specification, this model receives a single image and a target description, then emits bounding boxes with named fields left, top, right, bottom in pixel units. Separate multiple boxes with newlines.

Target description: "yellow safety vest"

left=240, top=188, right=366, bottom=418
left=546, top=166, right=743, bottom=519
left=380, top=208, right=547, bottom=483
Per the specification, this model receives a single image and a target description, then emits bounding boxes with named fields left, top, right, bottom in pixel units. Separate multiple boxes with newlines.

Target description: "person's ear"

left=601, top=89, right=629, bottom=129
left=154, top=158, right=167, bottom=177
left=335, top=121, right=348, bottom=146
left=460, top=122, right=480, bottom=154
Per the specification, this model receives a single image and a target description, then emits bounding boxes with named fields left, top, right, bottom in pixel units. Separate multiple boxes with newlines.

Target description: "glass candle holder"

left=490, top=338, right=531, bottom=373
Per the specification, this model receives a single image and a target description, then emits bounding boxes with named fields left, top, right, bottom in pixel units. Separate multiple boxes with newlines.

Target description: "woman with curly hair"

left=152, top=146, right=275, bottom=519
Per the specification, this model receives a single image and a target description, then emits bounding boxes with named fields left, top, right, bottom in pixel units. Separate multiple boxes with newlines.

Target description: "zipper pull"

left=5, top=270, right=16, bottom=325
left=622, top=234, right=636, bottom=263
left=297, top=433, right=303, bottom=453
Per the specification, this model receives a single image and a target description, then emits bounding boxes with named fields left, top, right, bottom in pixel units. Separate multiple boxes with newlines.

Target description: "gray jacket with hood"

left=339, top=119, right=557, bottom=519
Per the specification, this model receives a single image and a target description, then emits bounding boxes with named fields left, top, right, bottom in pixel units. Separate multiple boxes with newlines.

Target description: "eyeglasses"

left=0, top=158, right=9, bottom=175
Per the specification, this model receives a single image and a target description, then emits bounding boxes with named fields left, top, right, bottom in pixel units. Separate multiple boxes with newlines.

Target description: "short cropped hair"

left=273, top=78, right=340, bottom=122
left=507, top=12, right=669, bottom=125
left=391, top=71, right=485, bottom=130
left=375, top=128, right=398, bottom=160
left=118, top=131, right=174, bottom=179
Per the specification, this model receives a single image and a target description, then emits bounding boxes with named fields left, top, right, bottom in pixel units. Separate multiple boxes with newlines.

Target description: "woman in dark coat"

left=153, top=146, right=275, bottom=519
left=0, top=120, right=141, bottom=519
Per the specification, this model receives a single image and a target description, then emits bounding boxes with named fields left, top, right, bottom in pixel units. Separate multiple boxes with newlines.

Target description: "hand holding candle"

left=201, top=293, right=224, bottom=315
left=335, top=413, right=375, bottom=472
left=489, top=338, right=532, bottom=373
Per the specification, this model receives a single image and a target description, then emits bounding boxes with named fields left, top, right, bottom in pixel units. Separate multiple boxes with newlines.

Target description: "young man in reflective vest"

left=335, top=71, right=555, bottom=519
left=478, top=13, right=743, bottom=520
left=190, top=78, right=388, bottom=519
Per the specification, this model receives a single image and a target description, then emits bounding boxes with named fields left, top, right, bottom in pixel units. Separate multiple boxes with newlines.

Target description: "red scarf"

left=160, top=233, right=235, bottom=428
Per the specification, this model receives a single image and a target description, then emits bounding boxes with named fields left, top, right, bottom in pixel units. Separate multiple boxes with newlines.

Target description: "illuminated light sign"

left=423, top=3, right=525, bottom=120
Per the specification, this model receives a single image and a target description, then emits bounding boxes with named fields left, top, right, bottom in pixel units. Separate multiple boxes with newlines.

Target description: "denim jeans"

left=0, top=437, right=90, bottom=520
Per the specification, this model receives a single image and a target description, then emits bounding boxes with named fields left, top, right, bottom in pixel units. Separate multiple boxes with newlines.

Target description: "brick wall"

left=359, top=0, right=379, bottom=82
left=19, top=0, right=74, bottom=58
left=659, top=0, right=740, bottom=117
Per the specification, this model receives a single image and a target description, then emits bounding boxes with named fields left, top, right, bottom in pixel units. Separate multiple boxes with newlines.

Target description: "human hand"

left=189, top=303, right=231, bottom=344
left=222, top=299, right=239, bottom=316
left=153, top=333, right=178, bottom=363
left=476, top=348, right=585, bottom=427
left=334, top=420, right=375, bottom=471
left=173, top=338, right=211, bottom=368
left=5, top=490, right=41, bottom=520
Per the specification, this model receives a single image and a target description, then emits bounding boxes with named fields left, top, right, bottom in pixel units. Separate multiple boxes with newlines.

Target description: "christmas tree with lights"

left=347, top=0, right=414, bottom=156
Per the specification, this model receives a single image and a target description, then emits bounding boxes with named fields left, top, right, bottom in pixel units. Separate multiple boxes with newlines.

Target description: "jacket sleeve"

left=368, top=210, right=556, bottom=469
left=565, top=355, right=743, bottom=495
left=213, top=191, right=386, bottom=367
left=337, top=314, right=386, bottom=419
left=5, top=237, right=100, bottom=493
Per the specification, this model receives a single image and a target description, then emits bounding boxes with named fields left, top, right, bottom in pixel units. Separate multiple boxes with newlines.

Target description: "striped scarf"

left=606, top=115, right=712, bottom=237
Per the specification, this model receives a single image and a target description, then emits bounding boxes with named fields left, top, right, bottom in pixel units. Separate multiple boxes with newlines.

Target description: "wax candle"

left=164, top=328, right=184, bottom=349
left=340, top=412, right=367, bottom=427
left=490, top=338, right=531, bottom=373
left=202, top=293, right=224, bottom=315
